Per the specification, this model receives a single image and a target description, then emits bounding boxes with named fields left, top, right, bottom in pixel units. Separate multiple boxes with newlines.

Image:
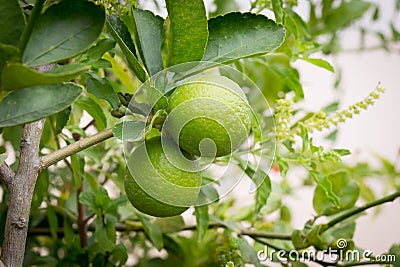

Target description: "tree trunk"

left=0, top=119, right=45, bottom=267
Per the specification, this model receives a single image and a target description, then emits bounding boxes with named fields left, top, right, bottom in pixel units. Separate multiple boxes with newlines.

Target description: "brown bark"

left=0, top=119, right=45, bottom=267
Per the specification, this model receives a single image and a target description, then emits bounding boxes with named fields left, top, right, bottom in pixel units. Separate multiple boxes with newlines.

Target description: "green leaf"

left=95, top=188, right=112, bottom=211
left=79, top=192, right=96, bottom=210
left=313, top=172, right=360, bottom=216
left=112, top=121, right=146, bottom=141
left=164, top=0, right=208, bottom=66
left=86, top=73, right=119, bottom=109
left=310, top=171, right=340, bottom=209
left=255, top=172, right=272, bottom=214
left=389, top=244, right=400, bottom=267
left=210, top=0, right=239, bottom=17
left=22, top=0, right=105, bottom=66
left=132, top=8, right=164, bottom=76
left=110, top=244, right=128, bottom=266
left=242, top=163, right=272, bottom=214
left=271, top=0, right=284, bottom=24
left=262, top=54, right=303, bottom=98
left=71, top=153, right=84, bottom=188
left=300, top=57, right=334, bottom=73
left=280, top=205, right=291, bottom=222
left=263, top=181, right=282, bottom=213
left=106, top=14, right=148, bottom=82
left=284, top=8, right=310, bottom=38
left=233, top=237, right=262, bottom=267
left=195, top=176, right=220, bottom=205
left=32, top=170, right=49, bottom=212
left=53, top=107, right=71, bottom=135
left=0, top=0, right=25, bottom=46
left=94, top=216, right=116, bottom=252
left=194, top=205, right=209, bottom=241
left=332, top=149, right=351, bottom=156
left=203, top=13, right=285, bottom=64
left=74, top=96, right=107, bottom=131
left=0, top=83, right=82, bottom=128
left=135, top=212, right=164, bottom=250
left=108, top=195, right=128, bottom=213
left=1, top=63, right=90, bottom=91
left=322, top=1, right=371, bottom=33
left=0, top=44, right=20, bottom=80
left=0, top=153, right=6, bottom=165
left=81, top=38, right=116, bottom=61
left=323, top=102, right=339, bottom=113
left=154, top=216, right=185, bottom=233
left=321, top=221, right=355, bottom=247
left=46, top=206, right=58, bottom=239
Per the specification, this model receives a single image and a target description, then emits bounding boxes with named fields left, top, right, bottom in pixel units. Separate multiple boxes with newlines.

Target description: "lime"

left=165, top=75, right=252, bottom=157
left=125, top=136, right=201, bottom=217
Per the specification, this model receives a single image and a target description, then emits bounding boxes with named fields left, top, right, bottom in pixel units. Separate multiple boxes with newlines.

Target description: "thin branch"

left=0, top=162, right=15, bottom=189
left=325, top=190, right=400, bottom=231
left=83, top=213, right=96, bottom=225
left=28, top=220, right=292, bottom=240
left=39, top=128, right=114, bottom=171
left=241, top=229, right=292, bottom=240
left=77, top=185, right=88, bottom=248
left=83, top=119, right=95, bottom=131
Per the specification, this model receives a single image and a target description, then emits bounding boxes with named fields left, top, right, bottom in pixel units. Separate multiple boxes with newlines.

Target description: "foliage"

left=0, top=0, right=399, bottom=266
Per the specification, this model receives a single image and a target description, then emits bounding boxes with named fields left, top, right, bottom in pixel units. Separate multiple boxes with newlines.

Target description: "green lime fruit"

left=166, top=75, right=252, bottom=157
left=125, top=136, right=201, bottom=217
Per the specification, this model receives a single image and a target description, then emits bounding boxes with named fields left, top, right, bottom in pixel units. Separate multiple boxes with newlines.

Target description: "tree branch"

left=1, top=119, right=46, bottom=267
left=325, top=190, right=400, bottom=231
left=0, top=162, right=15, bottom=189
left=28, top=221, right=292, bottom=241
left=39, top=128, right=114, bottom=171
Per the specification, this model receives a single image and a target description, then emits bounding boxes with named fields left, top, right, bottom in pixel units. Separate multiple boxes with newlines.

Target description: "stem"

left=27, top=221, right=292, bottom=240
left=39, top=128, right=114, bottom=171
left=325, top=190, right=400, bottom=231
left=0, top=162, right=15, bottom=189
left=77, top=185, right=88, bottom=248
left=241, top=229, right=292, bottom=240
left=19, top=0, right=46, bottom=52
left=0, top=119, right=46, bottom=267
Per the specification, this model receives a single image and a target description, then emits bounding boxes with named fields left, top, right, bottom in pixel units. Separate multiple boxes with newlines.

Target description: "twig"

left=241, top=229, right=292, bottom=240
left=77, top=185, right=88, bottom=249
left=83, top=213, right=96, bottom=225
left=325, top=190, right=400, bottom=231
left=39, top=128, right=114, bottom=171
left=0, top=162, right=15, bottom=189
left=28, top=220, right=292, bottom=240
